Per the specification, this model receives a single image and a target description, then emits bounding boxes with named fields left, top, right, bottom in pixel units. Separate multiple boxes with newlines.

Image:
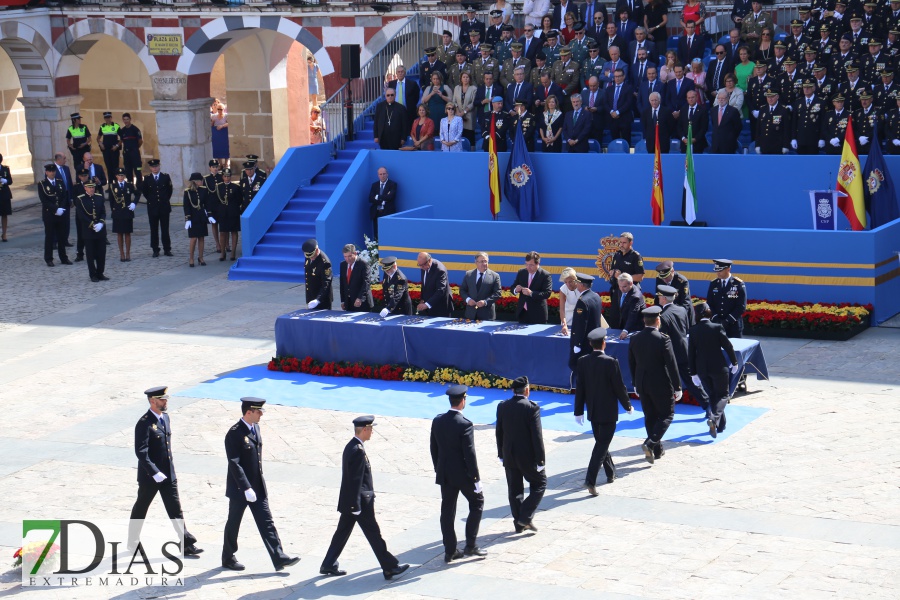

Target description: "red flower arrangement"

left=269, top=356, right=404, bottom=381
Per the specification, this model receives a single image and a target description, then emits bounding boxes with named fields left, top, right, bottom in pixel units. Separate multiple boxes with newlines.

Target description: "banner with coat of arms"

left=809, top=190, right=838, bottom=230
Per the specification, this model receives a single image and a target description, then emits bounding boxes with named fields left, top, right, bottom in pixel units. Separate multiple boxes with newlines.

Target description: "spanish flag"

left=488, top=113, right=501, bottom=219
left=651, top=122, right=664, bottom=225
left=836, top=116, right=867, bottom=231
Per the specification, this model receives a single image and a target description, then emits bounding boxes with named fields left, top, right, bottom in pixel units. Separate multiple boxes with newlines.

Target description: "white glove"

left=93, top=223, right=103, bottom=232
left=152, top=472, right=167, bottom=483
left=751, top=110, right=760, bottom=118
left=0, top=178, right=7, bottom=184
left=791, top=140, right=798, bottom=149
left=185, top=220, right=191, bottom=230
left=674, top=390, right=683, bottom=402
left=474, top=481, right=483, bottom=494
left=730, top=363, right=740, bottom=374
left=352, top=510, right=361, bottom=516
left=573, top=346, right=581, bottom=353
left=859, top=136, right=869, bottom=145
left=244, top=488, right=257, bottom=503
left=755, top=147, right=761, bottom=154
left=128, top=203, right=136, bottom=211
left=379, top=308, right=389, bottom=318
left=818, top=140, right=825, bottom=148
left=575, top=414, right=584, bottom=426
left=893, top=139, right=900, bottom=147
left=308, top=299, right=319, bottom=309
left=782, top=148, right=788, bottom=154
left=830, top=137, right=840, bottom=146
left=691, top=375, right=702, bottom=387
left=208, top=216, right=216, bottom=224
left=536, top=465, right=545, bottom=473
left=55, top=208, right=65, bottom=216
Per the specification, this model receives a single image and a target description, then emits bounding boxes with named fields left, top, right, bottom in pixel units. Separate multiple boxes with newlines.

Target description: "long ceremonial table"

left=274, top=310, right=769, bottom=393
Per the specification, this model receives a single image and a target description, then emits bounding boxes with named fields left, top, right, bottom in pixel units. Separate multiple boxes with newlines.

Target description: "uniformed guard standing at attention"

left=473, top=44, right=501, bottom=86
left=320, top=415, right=411, bottom=580
left=66, top=112, right=92, bottom=171
left=0, top=153, right=12, bottom=242
left=552, top=47, right=582, bottom=109
left=655, top=260, right=694, bottom=326
left=436, top=30, right=461, bottom=66
left=141, top=159, right=173, bottom=257
left=302, top=238, right=333, bottom=310
left=755, top=90, right=792, bottom=154
left=430, top=385, right=486, bottom=562
left=119, top=113, right=144, bottom=202
left=706, top=258, right=747, bottom=339
left=609, top=231, right=645, bottom=288
left=568, top=273, right=603, bottom=385
left=204, top=159, right=224, bottom=255
left=483, top=97, right=511, bottom=151
left=128, top=386, right=203, bottom=556
left=511, top=99, right=538, bottom=152
left=108, top=167, right=137, bottom=263
left=240, top=160, right=267, bottom=209
left=98, top=112, right=121, bottom=176
left=75, top=181, right=108, bottom=282
left=496, top=376, right=546, bottom=533
left=219, top=168, right=244, bottom=262
left=245, top=154, right=267, bottom=177
left=791, top=79, right=826, bottom=155
left=378, top=256, right=412, bottom=316
left=822, top=94, right=851, bottom=155
left=38, top=163, right=72, bottom=267
left=222, top=398, right=300, bottom=572
left=419, top=47, right=447, bottom=89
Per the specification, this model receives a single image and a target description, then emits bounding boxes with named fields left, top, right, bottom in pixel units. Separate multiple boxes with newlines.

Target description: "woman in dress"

left=721, top=72, right=746, bottom=117
left=218, top=168, right=243, bottom=261
left=183, top=172, right=211, bottom=267
left=539, top=95, right=564, bottom=152
left=561, top=12, right=578, bottom=44
left=557, top=268, right=581, bottom=335
left=687, top=58, right=707, bottom=104
left=107, top=167, right=136, bottom=262
left=422, top=71, right=453, bottom=125
left=645, top=0, right=670, bottom=59
left=680, top=0, right=706, bottom=35
left=309, top=106, right=326, bottom=144
left=490, top=0, right=514, bottom=25
left=211, top=106, right=229, bottom=170
left=659, top=50, right=679, bottom=83
left=0, top=153, right=11, bottom=242
left=439, top=103, right=464, bottom=151
left=453, top=71, right=478, bottom=145
left=407, top=103, right=435, bottom=150
left=734, top=46, right=755, bottom=111
left=755, top=28, right=774, bottom=62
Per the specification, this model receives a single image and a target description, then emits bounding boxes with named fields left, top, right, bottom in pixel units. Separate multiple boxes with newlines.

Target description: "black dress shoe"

left=708, top=418, right=717, bottom=438
left=274, top=556, right=300, bottom=571
left=46, top=260, right=55, bottom=267
left=221, top=558, right=245, bottom=571
left=383, top=563, right=409, bottom=580
left=641, top=441, right=655, bottom=464
left=463, top=546, right=487, bottom=557
left=607, top=473, right=616, bottom=484
left=152, top=251, right=160, bottom=258
left=164, top=250, right=174, bottom=257
left=517, top=520, right=538, bottom=532
left=75, top=255, right=84, bottom=262
left=444, top=549, right=464, bottom=563
left=98, top=274, right=109, bottom=281
left=585, top=483, right=599, bottom=496
left=61, top=259, right=73, bottom=265
left=655, top=446, right=666, bottom=459
left=184, top=545, right=203, bottom=556
left=90, top=276, right=100, bottom=282
left=514, top=523, right=524, bottom=533
left=319, top=566, right=347, bottom=576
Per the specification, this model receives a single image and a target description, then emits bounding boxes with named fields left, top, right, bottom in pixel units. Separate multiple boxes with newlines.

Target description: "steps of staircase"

left=268, top=221, right=317, bottom=234
left=254, top=242, right=306, bottom=257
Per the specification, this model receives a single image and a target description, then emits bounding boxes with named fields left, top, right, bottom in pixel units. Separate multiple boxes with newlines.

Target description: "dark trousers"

left=148, top=210, right=171, bottom=252
left=700, top=370, right=729, bottom=432
left=641, top=392, right=675, bottom=451
left=222, top=495, right=288, bottom=566
left=70, top=147, right=88, bottom=171
left=102, top=149, right=120, bottom=176
left=608, top=114, right=631, bottom=141
left=439, top=483, right=483, bottom=553
left=84, top=234, right=106, bottom=277
left=722, top=319, right=743, bottom=339
left=75, top=215, right=85, bottom=257
left=503, top=463, right=546, bottom=525
left=128, top=480, right=197, bottom=547
left=123, top=150, right=142, bottom=198
left=43, top=215, right=68, bottom=262
left=321, top=501, right=399, bottom=571
left=586, top=421, right=617, bottom=485
left=63, top=204, right=71, bottom=242
left=372, top=215, right=381, bottom=240
left=796, top=142, right=819, bottom=155
left=678, top=360, right=710, bottom=411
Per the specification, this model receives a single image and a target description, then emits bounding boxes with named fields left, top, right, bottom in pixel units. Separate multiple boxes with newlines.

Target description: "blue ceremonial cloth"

left=503, top=118, right=540, bottom=221
left=274, top=310, right=768, bottom=393
left=863, top=125, right=900, bottom=229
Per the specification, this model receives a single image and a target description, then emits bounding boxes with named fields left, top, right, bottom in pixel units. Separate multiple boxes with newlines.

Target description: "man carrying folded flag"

left=651, top=122, right=664, bottom=226
left=836, top=116, right=867, bottom=230
left=861, top=123, right=900, bottom=229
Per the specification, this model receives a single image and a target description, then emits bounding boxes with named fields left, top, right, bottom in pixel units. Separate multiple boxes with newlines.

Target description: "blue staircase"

left=230, top=124, right=374, bottom=283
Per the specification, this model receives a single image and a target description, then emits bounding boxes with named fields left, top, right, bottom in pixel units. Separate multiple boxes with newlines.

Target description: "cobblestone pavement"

left=1, top=201, right=899, bottom=599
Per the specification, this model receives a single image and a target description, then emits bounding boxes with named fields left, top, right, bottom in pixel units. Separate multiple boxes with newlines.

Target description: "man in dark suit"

left=706, top=45, right=733, bottom=100
left=369, top=166, right=397, bottom=240
left=416, top=252, right=452, bottom=317
left=637, top=66, right=665, bottom=114
left=459, top=6, right=486, bottom=46
left=606, top=272, right=645, bottom=337
left=128, top=386, right=202, bottom=556
left=373, top=90, right=409, bottom=151
left=689, top=303, right=739, bottom=438
left=604, top=68, right=635, bottom=141
left=378, top=256, right=412, bottom=316
left=496, top=376, right=546, bottom=532
left=641, top=91, right=673, bottom=153
left=562, top=94, right=592, bottom=152
left=665, top=64, right=695, bottom=113
left=38, top=163, right=71, bottom=267
left=53, top=152, right=75, bottom=248
left=386, top=65, right=420, bottom=123
left=630, top=47, right=656, bottom=88
left=519, top=25, right=541, bottom=63
left=458, top=252, right=502, bottom=320
left=568, top=273, right=603, bottom=377
left=657, top=285, right=710, bottom=411
left=430, top=385, right=486, bottom=562
left=601, top=23, right=628, bottom=62
left=513, top=250, right=554, bottom=324
left=678, top=90, right=709, bottom=153
left=222, top=398, right=299, bottom=571
left=553, top=0, right=581, bottom=29
left=616, top=0, right=644, bottom=27
left=677, top=20, right=705, bottom=66
left=613, top=8, right=638, bottom=45
left=320, top=416, right=410, bottom=580
left=581, top=77, right=606, bottom=143
left=534, top=72, right=564, bottom=112
left=339, top=243, right=373, bottom=312
left=628, top=306, right=682, bottom=464
left=654, top=260, right=694, bottom=325
left=141, top=159, right=173, bottom=258
left=726, top=28, right=742, bottom=64
left=474, top=72, right=501, bottom=133
left=504, top=66, right=534, bottom=112
left=709, top=90, right=743, bottom=153
left=574, top=329, right=634, bottom=494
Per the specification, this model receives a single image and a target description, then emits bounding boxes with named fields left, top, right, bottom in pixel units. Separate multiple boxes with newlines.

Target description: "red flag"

left=488, top=114, right=501, bottom=218
left=651, top=123, right=664, bottom=225
left=836, top=116, right=867, bottom=230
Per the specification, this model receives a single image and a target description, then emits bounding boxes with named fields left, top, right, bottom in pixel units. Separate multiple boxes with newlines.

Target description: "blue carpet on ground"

left=178, top=365, right=768, bottom=444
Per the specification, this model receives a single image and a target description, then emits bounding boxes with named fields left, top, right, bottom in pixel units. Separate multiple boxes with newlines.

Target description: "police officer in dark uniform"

left=241, top=160, right=267, bottom=208
left=204, top=159, right=224, bottom=254
left=792, top=79, right=826, bottom=154
left=568, top=273, right=603, bottom=384
left=657, top=284, right=710, bottom=415
left=885, top=94, right=900, bottom=153
left=38, top=163, right=71, bottom=267
left=141, top=159, right=173, bottom=257
left=98, top=112, right=121, bottom=176
left=482, top=97, right=511, bottom=151
left=862, top=39, right=890, bottom=83
left=853, top=90, right=881, bottom=154
left=822, top=94, right=851, bottom=154
left=66, top=112, right=92, bottom=171
left=756, top=90, right=792, bottom=154
left=838, top=64, right=867, bottom=111
left=485, top=10, right=504, bottom=47
left=574, top=328, right=634, bottom=495
left=119, top=113, right=143, bottom=201
left=609, top=231, right=645, bottom=288
left=222, top=398, right=300, bottom=572
left=873, top=70, right=900, bottom=109
left=777, top=59, right=804, bottom=106
left=128, top=386, right=202, bottom=555
left=655, top=261, right=693, bottom=325
left=420, top=47, right=447, bottom=89
left=496, top=376, right=546, bottom=533
left=786, top=19, right=811, bottom=60
left=459, top=5, right=486, bottom=46
left=245, top=154, right=267, bottom=177
left=320, top=415, right=410, bottom=580
left=747, top=61, right=777, bottom=141
left=510, top=99, right=538, bottom=151
left=378, top=256, right=412, bottom=316
left=75, top=181, right=108, bottom=282
left=706, top=259, right=747, bottom=338
left=303, top=238, right=333, bottom=310
left=812, top=64, right=836, bottom=100
left=689, top=304, right=740, bottom=438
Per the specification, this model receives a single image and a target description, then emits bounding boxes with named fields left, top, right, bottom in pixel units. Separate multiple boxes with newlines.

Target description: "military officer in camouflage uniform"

left=510, top=100, right=537, bottom=152
left=884, top=94, right=900, bottom=153
left=465, top=30, right=483, bottom=63
left=755, top=90, right=792, bottom=154
left=474, top=44, right=501, bottom=86
left=582, top=43, right=604, bottom=87
left=303, top=238, right=333, bottom=310
left=501, top=43, right=532, bottom=88
left=838, top=65, right=867, bottom=111
left=494, top=25, right=515, bottom=64
left=706, top=259, right=747, bottom=340
left=874, top=69, right=900, bottom=108
left=419, top=47, right=447, bottom=89
left=792, top=79, right=826, bottom=154
left=655, top=261, right=694, bottom=326
left=530, top=52, right=552, bottom=88
left=437, top=30, right=461, bottom=66
left=447, top=49, right=475, bottom=90
left=553, top=47, right=582, bottom=110
left=568, top=22, right=593, bottom=65
left=822, top=94, right=851, bottom=154
left=853, top=90, right=882, bottom=154
left=543, top=30, right=563, bottom=65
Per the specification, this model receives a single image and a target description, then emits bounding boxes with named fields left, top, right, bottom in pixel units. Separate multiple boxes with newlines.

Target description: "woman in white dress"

left=439, top=103, right=464, bottom=152
left=557, top=267, right=581, bottom=334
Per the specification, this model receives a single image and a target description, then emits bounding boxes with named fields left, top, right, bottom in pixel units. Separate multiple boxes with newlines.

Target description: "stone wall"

left=0, top=50, right=31, bottom=175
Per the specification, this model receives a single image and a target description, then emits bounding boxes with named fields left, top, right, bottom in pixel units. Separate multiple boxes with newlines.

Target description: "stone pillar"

left=149, top=97, right=213, bottom=193
left=18, top=95, right=83, bottom=180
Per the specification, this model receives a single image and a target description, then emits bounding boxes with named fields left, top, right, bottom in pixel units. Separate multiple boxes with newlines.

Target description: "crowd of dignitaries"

left=373, top=2, right=900, bottom=155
